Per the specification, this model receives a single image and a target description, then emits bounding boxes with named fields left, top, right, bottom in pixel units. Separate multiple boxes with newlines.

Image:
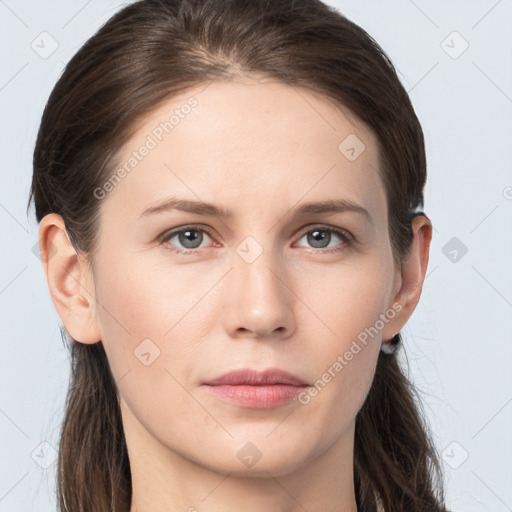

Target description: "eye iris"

left=170, top=227, right=342, bottom=252
left=308, top=229, right=330, bottom=248
left=179, top=229, right=202, bottom=249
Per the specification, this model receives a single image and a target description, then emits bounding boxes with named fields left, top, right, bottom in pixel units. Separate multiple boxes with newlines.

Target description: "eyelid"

left=158, top=224, right=216, bottom=246
left=293, top=224, right=355, bottom=254
left=159, top=223, right=355, bottom=254
left=296, top=223, right=354, bottom=241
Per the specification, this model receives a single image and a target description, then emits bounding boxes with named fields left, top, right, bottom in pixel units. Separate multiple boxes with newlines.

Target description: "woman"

left=28, top=0, right=449, bottom=510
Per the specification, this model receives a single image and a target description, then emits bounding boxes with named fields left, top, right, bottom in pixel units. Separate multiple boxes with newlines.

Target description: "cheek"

left=92, top=258, right=205, bottom=428
left=296, top=254, right=393, bottom=344
left=92, top=254, right=220, bottom=379
left=92, top=258, right=165, bottom=381
left=293, top=254, right=391, bottom=413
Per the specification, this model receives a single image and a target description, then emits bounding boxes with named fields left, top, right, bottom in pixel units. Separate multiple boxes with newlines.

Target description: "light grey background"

left=1, top=1, right=511, bottom=511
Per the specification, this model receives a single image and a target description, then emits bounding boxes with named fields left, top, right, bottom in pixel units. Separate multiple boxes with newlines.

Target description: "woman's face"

left=88, top=76, right=403, bottom=476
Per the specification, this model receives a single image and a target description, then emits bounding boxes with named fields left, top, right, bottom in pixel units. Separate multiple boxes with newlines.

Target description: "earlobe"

left=382, top=214, right=433, bottom=341
left=38, top=213, right=101, bottom=344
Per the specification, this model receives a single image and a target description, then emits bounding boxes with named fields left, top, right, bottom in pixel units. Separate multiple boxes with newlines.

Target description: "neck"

left=123, top=400, right=359, bottom=512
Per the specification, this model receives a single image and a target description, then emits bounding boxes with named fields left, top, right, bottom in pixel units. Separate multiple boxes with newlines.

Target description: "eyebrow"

left=139, top=196, right=372, bottom=224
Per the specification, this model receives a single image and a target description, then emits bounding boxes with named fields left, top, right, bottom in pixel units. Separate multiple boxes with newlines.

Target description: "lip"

left=203, top=368, right=309, bottom=409
left=203, top=368, right=308, bottom=386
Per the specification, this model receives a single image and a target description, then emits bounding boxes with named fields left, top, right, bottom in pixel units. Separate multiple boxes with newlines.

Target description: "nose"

left=225, top=247, right=296, bottom=340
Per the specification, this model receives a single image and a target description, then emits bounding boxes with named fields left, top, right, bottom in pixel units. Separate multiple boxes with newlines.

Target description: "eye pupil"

left=308, top=229, right=330, bottom=248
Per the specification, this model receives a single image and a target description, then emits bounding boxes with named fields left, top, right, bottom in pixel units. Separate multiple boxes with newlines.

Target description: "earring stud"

left=380, top=333, right=400, bottom=354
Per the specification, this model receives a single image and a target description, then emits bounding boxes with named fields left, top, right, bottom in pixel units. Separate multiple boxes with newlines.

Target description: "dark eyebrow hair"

left=139, top=196, right=373, bottom=224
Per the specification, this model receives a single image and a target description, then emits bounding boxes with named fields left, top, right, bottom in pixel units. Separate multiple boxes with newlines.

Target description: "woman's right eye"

left=160, top=226, right=215, bottom=254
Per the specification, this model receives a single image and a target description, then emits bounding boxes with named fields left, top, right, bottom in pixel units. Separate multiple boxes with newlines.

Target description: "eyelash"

left=159, top=224, right=355, bottom=256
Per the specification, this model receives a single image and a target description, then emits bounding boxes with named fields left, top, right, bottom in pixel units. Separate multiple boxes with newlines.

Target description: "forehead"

left=98, top=76, right=385, bottom=225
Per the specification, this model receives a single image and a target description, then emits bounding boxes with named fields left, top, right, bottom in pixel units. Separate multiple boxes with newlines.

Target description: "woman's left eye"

left=295, top=226, right=353, bottom=253
left=159, top=225, right=353, bottom=255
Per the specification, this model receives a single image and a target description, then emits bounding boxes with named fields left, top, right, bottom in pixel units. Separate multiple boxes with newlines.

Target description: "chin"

left=198, top=438, right=315, bottom=478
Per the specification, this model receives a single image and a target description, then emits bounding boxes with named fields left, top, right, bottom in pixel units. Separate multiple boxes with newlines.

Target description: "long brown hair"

left=28, top=0, right=448, bottom=510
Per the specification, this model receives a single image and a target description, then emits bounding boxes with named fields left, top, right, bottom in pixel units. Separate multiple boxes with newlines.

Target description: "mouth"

left=202, top=368, right=309, bottom=409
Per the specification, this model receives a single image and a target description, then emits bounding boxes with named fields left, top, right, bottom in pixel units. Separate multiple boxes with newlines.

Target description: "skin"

left=38, top=75, right=432, bottom=512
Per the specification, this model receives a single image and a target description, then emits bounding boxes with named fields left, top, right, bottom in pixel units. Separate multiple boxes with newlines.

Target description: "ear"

left=382, top=214, right=433, bottom=341
left=37, top=213, right=101, bottom=344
